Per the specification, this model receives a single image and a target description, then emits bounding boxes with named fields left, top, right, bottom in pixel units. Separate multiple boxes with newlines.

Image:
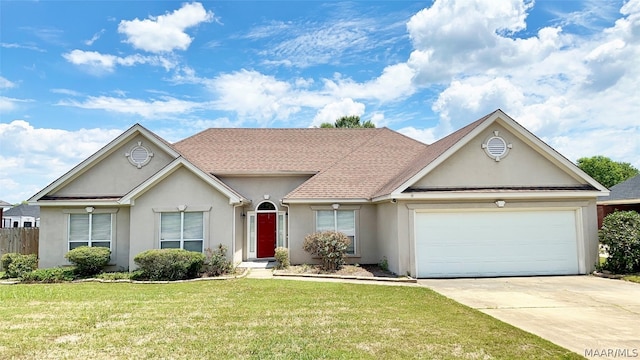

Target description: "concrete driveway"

left=419, top=276, right=640, bottom=359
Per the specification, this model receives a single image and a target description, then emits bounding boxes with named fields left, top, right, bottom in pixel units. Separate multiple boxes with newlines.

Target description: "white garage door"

left=415, top=210, right=580, bottom=278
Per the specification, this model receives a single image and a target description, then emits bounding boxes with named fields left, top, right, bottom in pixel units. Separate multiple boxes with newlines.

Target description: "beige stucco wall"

left=218, top=176, right=310, bottom=208
left=38, top=206, right=130, bottom=270
left=287, top=203, right=380, bottom=266
left=128, top=167, right=234, bottom=270
left=414, top=123, right=583, bottom=188
left=395, top=198, right=600, bottom=277
left=53, top=134, right=176, bottom=197
left=376, top=202, right=401, bottom=274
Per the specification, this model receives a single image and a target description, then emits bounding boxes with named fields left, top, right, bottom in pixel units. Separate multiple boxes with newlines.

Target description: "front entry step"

left=239, top=261, right=276, bottom=269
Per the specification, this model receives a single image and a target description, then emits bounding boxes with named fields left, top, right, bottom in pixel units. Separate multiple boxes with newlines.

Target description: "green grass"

left=623, top=275, right=640, bottom=283
left=0, top=279, right=582, bottom=359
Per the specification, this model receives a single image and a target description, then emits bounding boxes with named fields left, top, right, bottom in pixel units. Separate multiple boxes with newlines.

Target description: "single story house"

left=597, top=174, right=640, bottom=227
left=2, top=204, right=40, bottom=228
left=29, top=110, right=608, bottom=278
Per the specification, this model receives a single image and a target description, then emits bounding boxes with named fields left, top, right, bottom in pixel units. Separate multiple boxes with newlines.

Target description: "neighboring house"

left=597, top=174, right=640, bottom=227
left=2, top=204, right=40, bottom=228
left=29, top=110, right=608, bottom=278
left=0, top=200, right=11, bottom=228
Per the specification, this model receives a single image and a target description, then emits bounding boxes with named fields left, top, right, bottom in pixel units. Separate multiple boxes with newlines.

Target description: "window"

left=316, top=210, right=356, bottom=254
left=68, top=213, right=112, bottom=250
left=160, top=212, right=203, bottom=252
left=23, top=221, right=32, bottom=228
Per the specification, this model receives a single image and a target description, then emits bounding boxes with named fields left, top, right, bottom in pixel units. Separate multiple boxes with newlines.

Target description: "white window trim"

left=63, top=208, right=118, bottom=262
left=153, top=206, right=211, bottom=252
left=311, top=205, right=360, bottom=257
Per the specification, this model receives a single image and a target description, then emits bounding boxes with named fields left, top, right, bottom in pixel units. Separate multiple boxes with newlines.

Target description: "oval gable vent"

left=482, top=131, right=512, bottom=161
left=125, top=141, right=154, bottom=168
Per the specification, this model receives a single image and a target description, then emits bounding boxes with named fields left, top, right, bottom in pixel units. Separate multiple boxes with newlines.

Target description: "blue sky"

left=1, top=0, right=639, bottom=204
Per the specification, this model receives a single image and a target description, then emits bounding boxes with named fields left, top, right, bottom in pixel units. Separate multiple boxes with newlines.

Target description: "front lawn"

left=0, top=279, right=581, bottom=359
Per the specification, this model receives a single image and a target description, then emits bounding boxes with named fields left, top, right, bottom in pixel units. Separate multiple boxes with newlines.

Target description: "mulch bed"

left=279, top=264, right=400, bottom=278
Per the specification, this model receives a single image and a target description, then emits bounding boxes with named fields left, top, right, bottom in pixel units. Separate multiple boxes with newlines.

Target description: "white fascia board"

left=29, top=124, right=180, bottom=202
left=282, top=198, right=370, bottom=204
left=378, top=190, right=605, bottom=202
left=119, top=157, right=244, bottom=205
left=34, top=200, right=122, bottom=207
left=597, top=199, right=640, bottom=205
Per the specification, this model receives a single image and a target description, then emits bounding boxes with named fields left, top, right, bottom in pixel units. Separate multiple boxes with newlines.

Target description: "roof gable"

left=120, top=157, right=244, bottom=205
left=29, top=124, right=181, bottom=202
left=375, top=109, right=608, bottom=199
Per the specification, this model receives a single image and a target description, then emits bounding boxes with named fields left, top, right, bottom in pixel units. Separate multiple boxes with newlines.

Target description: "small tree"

left=320, top=115, right=375, bottom=128
left=303, top=231, right=351, bottom=271
left=599, top=211, right=640, bottom=274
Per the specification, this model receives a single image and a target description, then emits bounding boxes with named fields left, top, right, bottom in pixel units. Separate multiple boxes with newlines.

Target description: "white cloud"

left=0, top=76, right=16, bottom=89
left=397, top=126, right=437, bottom=145
left=57, top=96, right=203, bottom=118
left=62, top=50, right=176, bottom=74
left=85, top=29, right=105, bottom=46
left=311, top=98, right=365, bottom=127
left=1, top=42, right=46, bottom=52
left=210, top=70, right=310, bottom=124
left=118, top=2, right=213, bottom=53
left=0, top=120, right=122, bottom=204
left=324, top=63, right=416, bottom=103
left=403, top=0, right=640, bottom=168
left=0, top=96, right=32, bottom=112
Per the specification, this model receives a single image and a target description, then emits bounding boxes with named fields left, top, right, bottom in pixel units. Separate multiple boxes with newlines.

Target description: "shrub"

left=274, top=247, right=290, bottom=269
left=599, top=211, right=640, bottom=274
left=1, top=253, right=38, bottom=279
left=202, top=245, right=233, bottom=277
left=65, top=246, right=111, bottom=277
left=95, top=272, right=133, bottom=281
left=378, top=256, right=389, bottom=272
left=21, top=267, right=75, bottom=283
left=134, top=249, right=205, bottom=281
left=303, top=231, right=351, bottom=271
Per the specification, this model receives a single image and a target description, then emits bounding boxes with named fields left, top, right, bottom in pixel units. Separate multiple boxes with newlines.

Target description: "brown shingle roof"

left=174, top=127, right=427, bottom=200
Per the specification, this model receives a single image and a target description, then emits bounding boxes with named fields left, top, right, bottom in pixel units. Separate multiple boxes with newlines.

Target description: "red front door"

left=257, top=213, right=276, bottom=258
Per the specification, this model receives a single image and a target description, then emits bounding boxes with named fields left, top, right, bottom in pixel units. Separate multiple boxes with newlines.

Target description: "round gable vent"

left=125, top=141, right=154, bottom=168
left=482, top=131, right=512, bottom=161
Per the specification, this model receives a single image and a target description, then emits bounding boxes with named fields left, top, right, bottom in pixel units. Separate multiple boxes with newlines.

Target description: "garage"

left=415, top=209, right=580, bottom=278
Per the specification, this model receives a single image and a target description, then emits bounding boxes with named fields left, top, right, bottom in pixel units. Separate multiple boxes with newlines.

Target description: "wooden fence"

left=0, top=228, right=39, bottom=270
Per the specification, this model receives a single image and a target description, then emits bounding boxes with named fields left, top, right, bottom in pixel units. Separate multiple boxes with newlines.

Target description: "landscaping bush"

left=1, top=253, right=38, bottom=279
left=303, top=231, right=351, bottom=271
left=21, top=267, right=75, bottom=283
left=203, top=245, right=233, bottom=277
left=134, top=249, right=205, bottom=281
left=599, top=211, right=640, bottom=274
left=65, top=246, right=111, bottom=277
left=274, top=247, right=290, bottom=269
